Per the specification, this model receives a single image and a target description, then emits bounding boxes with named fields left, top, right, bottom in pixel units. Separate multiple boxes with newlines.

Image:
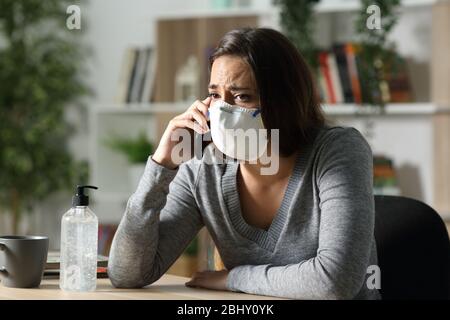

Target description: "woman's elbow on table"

left=108, top=265, right=150, bottom=289
left=314, top=268, right=366, bottom=300
left=291, top=258, right=366, bottom=300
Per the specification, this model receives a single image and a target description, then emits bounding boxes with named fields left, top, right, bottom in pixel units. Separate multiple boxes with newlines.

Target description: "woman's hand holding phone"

left=152, top=97, right=211, bottom=169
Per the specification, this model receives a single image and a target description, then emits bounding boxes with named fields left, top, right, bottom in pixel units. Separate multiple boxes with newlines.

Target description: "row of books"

left=115, top=47, right=156, bottom=104
left=115, top=43, right=413, bottom=106
left=373, top=155, right=401, bottom=196
left=317, top=43, right=413, bottom=105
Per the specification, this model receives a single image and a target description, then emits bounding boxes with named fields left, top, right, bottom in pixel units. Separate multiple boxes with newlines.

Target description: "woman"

left=108, top=28, right=381, bottom=300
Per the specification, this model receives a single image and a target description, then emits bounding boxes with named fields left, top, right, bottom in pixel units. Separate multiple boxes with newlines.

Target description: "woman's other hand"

left=185, top=270, right=229, bottom=291
left=152, top=97, right=211, bottom=169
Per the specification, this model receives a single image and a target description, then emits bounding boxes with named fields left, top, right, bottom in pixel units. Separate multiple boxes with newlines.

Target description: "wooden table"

left=0, top=275, right=280, bottom=300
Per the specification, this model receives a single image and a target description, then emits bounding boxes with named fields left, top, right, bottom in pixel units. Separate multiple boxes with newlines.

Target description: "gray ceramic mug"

left=0, top=235, right=49, bottom=288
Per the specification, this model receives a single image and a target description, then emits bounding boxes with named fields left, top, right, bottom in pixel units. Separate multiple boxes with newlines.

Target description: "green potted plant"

left=355, top=0, right=401, bottom=108
left=0, top=0, right=89, bottom=234
left=105, top=132, right=154, bottom=189
left=273, top=0, right=320, bottom=70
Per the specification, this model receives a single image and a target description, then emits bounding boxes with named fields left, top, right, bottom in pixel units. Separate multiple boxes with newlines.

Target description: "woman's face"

left=208, top=55, right=260, bottom=109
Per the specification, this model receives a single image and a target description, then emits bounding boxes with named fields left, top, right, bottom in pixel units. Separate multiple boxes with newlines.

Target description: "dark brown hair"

left=209, top=28, right=325, bottom=156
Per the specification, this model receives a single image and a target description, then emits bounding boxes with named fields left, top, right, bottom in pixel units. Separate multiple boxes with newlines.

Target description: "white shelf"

left=155, top=0, right=437, bottom=19
left=322, top=103, right=450, bottom=116
left=94, top=102, right=450, bottom=116
left=157, top=8, right=273, bottom=20
left=315, top=0, right=437, bottom=13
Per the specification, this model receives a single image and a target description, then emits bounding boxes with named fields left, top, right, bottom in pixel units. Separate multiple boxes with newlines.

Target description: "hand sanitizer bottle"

left=60, top=185, right=99, bottom=292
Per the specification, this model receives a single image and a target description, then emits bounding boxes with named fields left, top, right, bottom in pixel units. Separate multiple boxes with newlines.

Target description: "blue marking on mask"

left=252, top=109, right=261, bottom=117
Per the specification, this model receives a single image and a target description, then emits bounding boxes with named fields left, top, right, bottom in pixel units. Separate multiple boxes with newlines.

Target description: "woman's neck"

left=239, top=151, right=298, bottom=185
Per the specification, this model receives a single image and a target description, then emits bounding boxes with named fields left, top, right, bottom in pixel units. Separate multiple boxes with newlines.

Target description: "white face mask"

left=209, top=100, right=268, bottom=162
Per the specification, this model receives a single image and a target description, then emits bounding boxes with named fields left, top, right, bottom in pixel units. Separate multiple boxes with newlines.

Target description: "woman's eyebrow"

left=229, top=85, right=251, bottom=91
left=208, top=83, right=251, bottom=91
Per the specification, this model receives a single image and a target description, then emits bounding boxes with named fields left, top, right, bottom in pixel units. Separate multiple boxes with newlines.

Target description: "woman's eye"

left=235, top=94, right=251, bottom=102
left=208, top=93, right=220, bottom=99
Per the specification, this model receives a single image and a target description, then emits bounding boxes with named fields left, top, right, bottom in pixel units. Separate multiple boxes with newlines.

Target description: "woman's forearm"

left=107, top=157, right=178, bottom=288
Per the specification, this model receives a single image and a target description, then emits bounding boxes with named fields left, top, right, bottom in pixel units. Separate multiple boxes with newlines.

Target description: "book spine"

left=345, top=43, right=362, bottom=104
left=333, top=44, right=354, bottom=103
left=115, top=48, right=136, bottom=104
left=140, top=48, right=156, bottom=103
left=319, top=51, right=336, bottom=104
left=126, top=48, right=140, bottom=103
left=327, top=52, right=344, bottom=103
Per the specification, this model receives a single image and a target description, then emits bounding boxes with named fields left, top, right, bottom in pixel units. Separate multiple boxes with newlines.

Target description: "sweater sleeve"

left=226, top=128, right=375, bottom=300
left=108, top=156, right=204, bottom=288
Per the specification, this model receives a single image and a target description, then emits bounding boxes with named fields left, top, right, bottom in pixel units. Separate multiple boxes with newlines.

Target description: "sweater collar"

left=221, top=144, right=312, bottom=251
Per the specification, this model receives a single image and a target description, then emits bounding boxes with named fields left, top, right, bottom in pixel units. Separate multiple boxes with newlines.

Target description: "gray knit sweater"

left=108, top=126, right=381, bottom=300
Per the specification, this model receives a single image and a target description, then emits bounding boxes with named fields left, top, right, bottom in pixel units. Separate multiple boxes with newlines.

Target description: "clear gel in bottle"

left=59, top=185, right=98, bottom=292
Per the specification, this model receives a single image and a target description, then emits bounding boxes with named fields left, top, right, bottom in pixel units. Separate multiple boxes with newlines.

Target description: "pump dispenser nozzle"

left=72, top=185, right=98, bottom=207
